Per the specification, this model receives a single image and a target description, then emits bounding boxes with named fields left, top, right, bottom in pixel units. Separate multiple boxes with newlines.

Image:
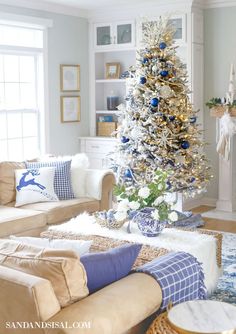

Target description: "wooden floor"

left=193, top=206, right=236, bottom=234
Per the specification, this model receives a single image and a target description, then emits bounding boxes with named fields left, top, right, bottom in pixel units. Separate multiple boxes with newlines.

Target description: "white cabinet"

left=87, top=8, right=204, bottom=184
left=137, top=15, right=186, bottom=47
left=92, top=20, right=136, bottom=137
left=94, top=21, right=135, bottom=50
left=79, top=137, right=117, bottom=169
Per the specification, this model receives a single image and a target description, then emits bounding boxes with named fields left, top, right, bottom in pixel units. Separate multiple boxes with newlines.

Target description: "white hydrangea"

left=129, top=201, right=140, bottom=210
left=154, top=196, right=164, bottom=206
left=157, top=183, right=164, bottom=191
left=114, top=211, right=127, bottom=222
left=151, top=209, right=160, bottom=221
left=168, top=211, right=178, bottom=222
left=138, top=187, right=150, bottom=199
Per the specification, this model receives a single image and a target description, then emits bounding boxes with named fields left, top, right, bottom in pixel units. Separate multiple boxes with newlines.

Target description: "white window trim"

left=0, top=14, right=52, bottom=157
left=0, top=12, right=53, bottom=29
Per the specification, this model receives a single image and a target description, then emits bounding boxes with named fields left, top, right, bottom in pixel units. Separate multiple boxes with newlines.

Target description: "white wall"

left=204, top=6, right=236, bottom=200
left=0, top=4, right=89, bottom=155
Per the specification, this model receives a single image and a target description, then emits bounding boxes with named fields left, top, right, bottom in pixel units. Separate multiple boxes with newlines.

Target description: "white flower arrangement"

left=114, top=169, right=178, bottom=223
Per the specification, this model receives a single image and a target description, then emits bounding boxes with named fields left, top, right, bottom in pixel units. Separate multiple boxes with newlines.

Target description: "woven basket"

left=94, top=212, right=126, bottom=229
left=210, top=105, right=236, bottom=117
left=146, top=312, right=179, bottom=334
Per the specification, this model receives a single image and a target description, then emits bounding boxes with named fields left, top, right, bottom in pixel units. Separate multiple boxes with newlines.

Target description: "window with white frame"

left=0, top=22, right=45, bottom=161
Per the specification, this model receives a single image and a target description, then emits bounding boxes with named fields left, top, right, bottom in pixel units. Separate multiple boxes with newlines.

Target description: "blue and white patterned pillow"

left=15, top=167, right=58, bottom=207
left=26, top=160, right=75, bottom=200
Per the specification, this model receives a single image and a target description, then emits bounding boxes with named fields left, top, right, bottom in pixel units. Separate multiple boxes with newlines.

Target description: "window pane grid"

left=0, top=24, right=43, bottom=161
left=0, top=24, right=43, bottom=48
left=0, top=109, right=39, bottom=161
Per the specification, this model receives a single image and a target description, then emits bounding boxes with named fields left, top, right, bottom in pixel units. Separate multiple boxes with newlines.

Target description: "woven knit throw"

left=134, top=251, right=207, bottom=312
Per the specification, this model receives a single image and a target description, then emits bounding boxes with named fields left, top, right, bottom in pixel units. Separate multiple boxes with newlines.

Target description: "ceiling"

left=29, top=0, right=146, bottom=10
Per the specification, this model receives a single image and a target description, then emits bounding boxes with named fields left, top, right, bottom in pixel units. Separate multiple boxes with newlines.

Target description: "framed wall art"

left=61, top=96, right=80, bottom=123
left=105, top=62, right=120, bottom=79
left=60, top=64, right=80, bottom=92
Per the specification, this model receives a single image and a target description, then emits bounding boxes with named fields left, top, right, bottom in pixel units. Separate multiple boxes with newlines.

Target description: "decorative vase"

left=132, top=207, right=166, bottom=237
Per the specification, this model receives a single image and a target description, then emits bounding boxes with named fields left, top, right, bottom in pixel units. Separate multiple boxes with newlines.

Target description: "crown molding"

left=0, top=0, right=89, bottom=18
left=204, top=0, right=236, bottom=8
left=88, top=0, right=195, bottom=21
left=0, top=0, right=234, bottom=20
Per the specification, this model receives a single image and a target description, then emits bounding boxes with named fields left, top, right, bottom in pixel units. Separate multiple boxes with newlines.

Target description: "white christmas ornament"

left=160, top=85, right=173, bottom=98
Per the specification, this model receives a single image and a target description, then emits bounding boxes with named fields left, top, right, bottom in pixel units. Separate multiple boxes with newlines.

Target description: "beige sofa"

left=0, top=240, right=162, bottom=334
left=0, top=161, right=115, bottom=237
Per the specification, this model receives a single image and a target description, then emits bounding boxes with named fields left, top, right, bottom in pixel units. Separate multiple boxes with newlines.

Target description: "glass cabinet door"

left=94, top=21, right=135, bottom=49
left=168, top=18, right=184, bottom=40
left=137, top=16, right=186, bottom=48
left=116, top=23, right=132, bottom=45
left=96, top=24, right=112, bottom=46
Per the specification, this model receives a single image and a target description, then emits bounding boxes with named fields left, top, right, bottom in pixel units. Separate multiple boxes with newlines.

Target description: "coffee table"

left=147, top=300, right=236, bottom=334
left=42, top=215, right=222, bottom=292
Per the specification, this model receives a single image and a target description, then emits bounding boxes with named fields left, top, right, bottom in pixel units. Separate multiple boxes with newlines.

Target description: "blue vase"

left=132, top=207, right=166, bottom=237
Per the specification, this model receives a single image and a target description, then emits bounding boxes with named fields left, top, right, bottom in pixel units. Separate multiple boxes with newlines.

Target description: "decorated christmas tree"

left=112, top=18, right=212, bottom=204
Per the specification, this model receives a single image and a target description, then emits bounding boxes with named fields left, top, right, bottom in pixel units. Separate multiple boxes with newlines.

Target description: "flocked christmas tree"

left=112, top=18, right=212, bottom=202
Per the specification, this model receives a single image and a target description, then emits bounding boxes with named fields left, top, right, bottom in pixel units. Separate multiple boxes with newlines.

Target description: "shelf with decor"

left=93, top=48, right=136, bottom=137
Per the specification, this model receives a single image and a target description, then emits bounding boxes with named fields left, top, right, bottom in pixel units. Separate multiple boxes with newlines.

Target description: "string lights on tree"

left=112, top=17, right=212, bottom=199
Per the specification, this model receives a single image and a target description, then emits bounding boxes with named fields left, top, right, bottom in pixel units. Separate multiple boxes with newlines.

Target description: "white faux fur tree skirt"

left=49, top=213, right=222, bottom=294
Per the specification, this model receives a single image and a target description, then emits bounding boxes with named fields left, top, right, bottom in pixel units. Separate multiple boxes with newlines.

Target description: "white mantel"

left=216, top=125, right=236, bottom=212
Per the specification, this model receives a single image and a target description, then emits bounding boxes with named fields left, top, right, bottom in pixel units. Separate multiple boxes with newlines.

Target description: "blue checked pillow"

left=25, top=160, right=75, bottom=200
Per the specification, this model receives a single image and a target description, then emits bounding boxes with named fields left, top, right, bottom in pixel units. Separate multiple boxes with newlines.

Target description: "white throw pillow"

left=10, top=236, right=93, bottom=256
left=71, top=154, right=89, bottom=198
left=15, top=167, right=58, bottom=207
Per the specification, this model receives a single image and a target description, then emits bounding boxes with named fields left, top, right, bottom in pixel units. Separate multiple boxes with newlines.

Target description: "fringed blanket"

left=134, top=251, right=207, bottom=312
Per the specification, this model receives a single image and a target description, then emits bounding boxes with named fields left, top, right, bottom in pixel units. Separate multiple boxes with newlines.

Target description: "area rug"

left=209, top=232, right=236, bottom=305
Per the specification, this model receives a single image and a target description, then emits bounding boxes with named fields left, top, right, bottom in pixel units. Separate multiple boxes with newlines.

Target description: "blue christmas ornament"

left=166, top=181, right=172, bottom=190
left=160, top=70, right=168, bottom=77
left=139, top=76, right=147, bottom=84
left=142, top=57, right=149, bottom=64
left=121, top=136, right=129, bottom=143
left=124, top=169, right=132, bottom=179
left=169, top=115, right=176, bottom=121
left=181, top=141, right=190, bottom=149
left=190, top=177, right=195, bottom=183
left=159, top=42, right=167, bottom=49
left=150, top=97, right=159, bottom=107
left=190, top=116, right=197, bottom=124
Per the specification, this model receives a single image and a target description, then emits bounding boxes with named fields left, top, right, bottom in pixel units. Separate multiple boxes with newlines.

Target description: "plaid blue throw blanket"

left=134, top=251, right=207, bottom=312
